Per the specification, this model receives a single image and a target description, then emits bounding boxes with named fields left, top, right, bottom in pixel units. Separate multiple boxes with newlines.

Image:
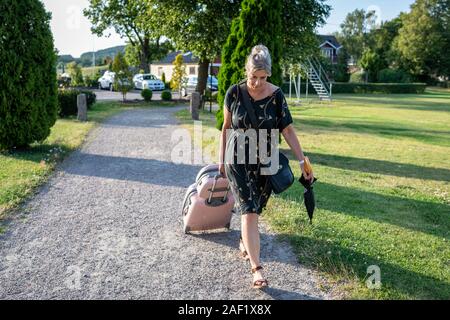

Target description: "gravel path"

left=0, top=106, right=330, bottom=300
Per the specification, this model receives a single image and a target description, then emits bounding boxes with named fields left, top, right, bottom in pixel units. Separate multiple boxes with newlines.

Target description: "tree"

left=84, top=0, right=160, bottom=73
left=393, top=0, right=450, bottom=80
left=282, top=0, right=331, bottom=63
left=336, top=9, right=378, bottom=64
left=0, top=0, right=58, bottom=150
left=368, top=17, right=403, bottom=69
left=112, top=52, right=133, bottom=101
left=67, top=62, right=84, bottom=87
left=215, top=0, right=283, bottom=130
left=360, top=49, right=384, bottom=82
left=125, top=38, right=173, bottom=68
left=170, top=54, right=186, bottom=97
left=151, top=0, right=240, bottom=96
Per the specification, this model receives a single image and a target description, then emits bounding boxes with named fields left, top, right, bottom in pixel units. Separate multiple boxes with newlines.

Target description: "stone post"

left=77, top=94, right=87, bottom=122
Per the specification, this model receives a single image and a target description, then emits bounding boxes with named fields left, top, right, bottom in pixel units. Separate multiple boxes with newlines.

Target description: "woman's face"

left=247, top=70, right=268, bottom=91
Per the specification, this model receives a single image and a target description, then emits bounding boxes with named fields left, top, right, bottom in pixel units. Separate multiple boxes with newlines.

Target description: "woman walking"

left=218, top=45, right=314, bottom=289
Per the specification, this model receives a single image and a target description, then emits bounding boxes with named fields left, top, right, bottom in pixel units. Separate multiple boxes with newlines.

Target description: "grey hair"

left=245, top=45, right=272, bottom=77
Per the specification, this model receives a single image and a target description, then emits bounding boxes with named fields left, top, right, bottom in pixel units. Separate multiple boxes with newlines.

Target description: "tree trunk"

left=140, top=36, right=150, bottom=73
left=196, top=58, right=210, bottom=95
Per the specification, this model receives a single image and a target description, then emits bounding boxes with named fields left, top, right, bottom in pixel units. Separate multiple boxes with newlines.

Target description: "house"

left=318, top=35, right=342, bottom=64
left=150, top=51, right=199, bottom=81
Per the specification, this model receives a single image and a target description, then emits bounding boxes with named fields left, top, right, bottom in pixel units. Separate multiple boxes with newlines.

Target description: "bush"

left=161, top=90, right=172, bottom=101
left=83, top=75, right=99, bottom=88
left=0, top=0, right=58, bottom=149
left=58, top=89, right=96, bottom=118
left=350, top=72, right=367, bottom=83
left=281, top=82, right=426, bottom=95
left=141, top=89, right=153, bottom=102
left=330, top=83, right=427, bottom=94
left=378, top=69, right=412, bottom=83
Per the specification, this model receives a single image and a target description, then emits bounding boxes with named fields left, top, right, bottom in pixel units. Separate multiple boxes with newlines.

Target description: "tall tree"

left=336, top=9, right=378, bottom=63
left=216, top=0, right=283, bottom=129
left=282, top=0, right=331, bottom=63
left=84, top=0, right=159, bottom=73
left=125, top=38, right=173, bottom=69
left=151, top=0, right=240, bottom=96
left=394, top=0, right=450, bottom=80
left=368, top=16, right=403, bottom=69
left=0, top=0, right=58, bottom=149
left=216, top=0, right=330, bottom=129
left=170, top=54, right=186, bottom=97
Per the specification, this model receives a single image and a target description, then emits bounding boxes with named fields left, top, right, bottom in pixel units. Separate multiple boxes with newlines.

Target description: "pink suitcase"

left=182, top=165, right=235, bottom=234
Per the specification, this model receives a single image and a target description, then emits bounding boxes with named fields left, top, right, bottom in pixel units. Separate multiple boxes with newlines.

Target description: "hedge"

left=281, top=82, right=427, bottom=95
left=58, top=89, right=97, bottom=118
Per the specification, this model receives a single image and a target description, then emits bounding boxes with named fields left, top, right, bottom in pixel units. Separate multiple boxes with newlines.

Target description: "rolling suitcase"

left=182, top=165, right=235, bottom=234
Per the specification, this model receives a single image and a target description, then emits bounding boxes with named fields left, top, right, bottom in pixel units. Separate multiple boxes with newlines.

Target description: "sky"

left=41, top=0, right=416, bottom=58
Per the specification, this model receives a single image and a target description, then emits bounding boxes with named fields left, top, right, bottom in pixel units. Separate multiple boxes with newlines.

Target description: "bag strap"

left=238, top=82, right=259, bottom=129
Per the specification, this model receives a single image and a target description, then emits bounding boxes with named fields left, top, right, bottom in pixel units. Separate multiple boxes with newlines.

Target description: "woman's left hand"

left=300, top=163, right=314, bottom=182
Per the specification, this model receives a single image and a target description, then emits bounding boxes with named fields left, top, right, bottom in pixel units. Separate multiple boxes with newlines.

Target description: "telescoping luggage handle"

left=207, top=174, right=230, bottom=204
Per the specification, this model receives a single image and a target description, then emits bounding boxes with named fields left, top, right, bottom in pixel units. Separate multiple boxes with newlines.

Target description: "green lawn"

left=0, top=100, right=183, bottom=221
left=176, top=88, right=450, bottom=299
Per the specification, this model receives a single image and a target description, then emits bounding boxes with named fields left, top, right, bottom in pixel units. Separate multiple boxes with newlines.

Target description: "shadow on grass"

left=281, top=151, right=450, bottom=182
left=335, top=94, right=450, bottom=113
left=282, top=233, right=450, bottom=299
left=296, top=118, right=450, bottom=146
left=279, top=180, right=449, bottom=239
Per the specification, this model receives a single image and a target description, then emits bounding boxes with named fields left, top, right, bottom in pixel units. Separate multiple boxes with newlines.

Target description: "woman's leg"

left=241, top=213, right=267, bottom=286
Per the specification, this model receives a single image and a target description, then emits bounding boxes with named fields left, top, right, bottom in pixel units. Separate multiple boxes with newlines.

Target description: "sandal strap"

left=251, top=266, right=263, bottom=273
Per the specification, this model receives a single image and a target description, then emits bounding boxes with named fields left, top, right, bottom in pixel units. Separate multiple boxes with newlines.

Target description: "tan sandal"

left=239, top=237, right=250, bottom=261
left=251, top=266, right=268, bottom=289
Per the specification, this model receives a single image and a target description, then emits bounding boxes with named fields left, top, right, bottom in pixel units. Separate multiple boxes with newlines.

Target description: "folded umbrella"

left=299, top=175, right=317, bottom=224
left=299, top=157, right=317, bottom=224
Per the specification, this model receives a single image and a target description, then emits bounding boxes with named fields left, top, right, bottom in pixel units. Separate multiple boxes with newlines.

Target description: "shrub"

left=161, top=90, right=172, bottom=101
left=329, top=83, right=426, bottom=94
left=281, top=82, right=426, bottom=95
left=0, top=0, right=58, bottom=149
left=58, top=89, right=96, bottom=118
left=83, top=75, right=99, bottom=88
left=141, top=89, right=153, bottom=102
left=378, top=69, right=413, bottom=83
left=350, top=72, right=367, bottom=83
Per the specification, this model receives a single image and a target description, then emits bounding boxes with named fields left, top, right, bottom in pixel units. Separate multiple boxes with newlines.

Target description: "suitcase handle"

left=207, top=175, right=230, bottom=204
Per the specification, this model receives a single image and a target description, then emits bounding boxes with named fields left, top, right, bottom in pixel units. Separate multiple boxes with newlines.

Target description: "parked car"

left=98, top=71, right=115, bottom=91
left=181, top=75, right=218, bottom=97
left=98, top=71, right=131, bottom=91
left=133, top=74, right=165, bottom=90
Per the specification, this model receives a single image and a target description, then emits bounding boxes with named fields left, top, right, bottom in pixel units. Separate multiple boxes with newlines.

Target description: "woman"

left=218, top=45, right=314, bottom=289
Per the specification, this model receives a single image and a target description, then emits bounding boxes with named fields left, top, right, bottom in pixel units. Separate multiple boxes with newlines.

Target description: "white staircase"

left=305, top=58, right=332, bottom=101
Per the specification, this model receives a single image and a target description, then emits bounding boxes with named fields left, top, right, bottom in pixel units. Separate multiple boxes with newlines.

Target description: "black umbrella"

left=299, top=175, right=318, bottom=224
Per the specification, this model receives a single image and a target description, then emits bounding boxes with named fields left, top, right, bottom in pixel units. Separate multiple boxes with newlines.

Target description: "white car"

left=98, top=71, right=131, bottom=91
left=133, top=74, right=165, bottom=90
left=98, top=71, right=116, bottom=91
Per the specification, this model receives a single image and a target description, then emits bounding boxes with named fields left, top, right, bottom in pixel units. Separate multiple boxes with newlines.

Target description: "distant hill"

left=57, top=45, right=126, bottom=67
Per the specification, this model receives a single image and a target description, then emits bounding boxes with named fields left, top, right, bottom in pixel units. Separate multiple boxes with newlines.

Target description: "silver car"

left=133, top=74, right=165, bottom=91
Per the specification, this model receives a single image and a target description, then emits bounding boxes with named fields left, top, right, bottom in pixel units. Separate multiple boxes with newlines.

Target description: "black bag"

left=238, top=82, right=294, bottom=194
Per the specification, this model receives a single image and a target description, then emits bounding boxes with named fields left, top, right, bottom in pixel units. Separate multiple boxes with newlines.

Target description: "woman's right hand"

left=219, top=163, right=226, bottom=178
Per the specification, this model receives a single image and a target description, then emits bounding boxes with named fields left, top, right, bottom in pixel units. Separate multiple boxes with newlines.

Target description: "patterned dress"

left=224, top=84, right=293, bottom=215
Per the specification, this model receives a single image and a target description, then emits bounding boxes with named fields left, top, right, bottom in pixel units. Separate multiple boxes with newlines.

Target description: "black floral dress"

left=224, top=84, right=293, bottom=215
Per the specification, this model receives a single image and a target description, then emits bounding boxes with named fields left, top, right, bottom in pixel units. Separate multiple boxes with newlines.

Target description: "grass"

left=0, top=100, right=184, bottom=222
left=81, top=65, right=109, bottom=77
left=175, top=88, right=450, bottom=299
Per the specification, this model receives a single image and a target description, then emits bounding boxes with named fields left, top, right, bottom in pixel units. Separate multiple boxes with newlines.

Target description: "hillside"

left=57, top=45, right=126, bottom=67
